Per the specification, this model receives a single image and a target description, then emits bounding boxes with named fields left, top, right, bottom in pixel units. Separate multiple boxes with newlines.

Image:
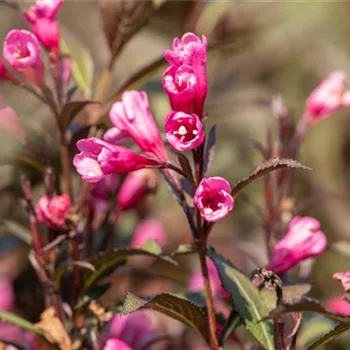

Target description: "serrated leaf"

left=121, top=292, right=209, bottom=344
left=231, top=158, right=311, bottom=197
left=208, top=248, right=274, bottom=349
left=307, top=323, right=350, bottom=350
left=203, top=125, right=216, bottom=175
left=60, top=101, right=98, bottom=130
left=268, top=297, right=350, bottom=324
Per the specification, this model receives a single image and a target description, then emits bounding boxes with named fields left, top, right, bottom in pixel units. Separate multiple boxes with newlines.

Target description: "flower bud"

left=103, top=338, right=132, bottom=350
left=3, top=30, right=45, bottom=87
left=131, top=218, right=166, bottom=249
left=326, top=297, right=350, bottom=316
left=36, top=193, right=71, bottom=229
left=109, top=91, right=168, bottom=162
left=165, top=111, right=204, bottom=151
left=23, top=0, right=63, bottom=54
left=117, top=169, right=158, bottom=210
left=193, top=177, right=234, bottom=222
left=305, top=71, right=350, bottom=125
left=266, top=216, right=327, bottom=274
left=189, top=258, right=229, bottom=300
left=333, top=270, right=350, bottom=292
left=73, top=138, right=161, bottom=183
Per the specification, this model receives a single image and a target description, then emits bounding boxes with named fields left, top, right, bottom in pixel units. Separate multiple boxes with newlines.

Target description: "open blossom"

left=73, top=138, right=161, bottom=183
left=165, top=111, right=204, bottom=151
left=109, top=91, right=168, bottom=162
left=101, top=311, right=158, bottom=349
left=189, top=258, right=229, bottom=299
left=266, top=216, right=327, bottom=274
left=305, top=70, right=350, bottom=124
left=3, top=30, right=45, bottom=87
left=103, top=338, right=132, bottom=350
left=164, top=33, right=207, bottom=116
left=117, top=169, right=158, bottom=210
left=36, top=194, right=71, bottom=229
left=23, top=0, right=63, bottom=54
left=326, top=297, right=350, bottom=316
left=131, top=219, right=166, bottom=249
left=193, top=177, right=234, bottom=222
left=333, top=270, right=350, bottom=292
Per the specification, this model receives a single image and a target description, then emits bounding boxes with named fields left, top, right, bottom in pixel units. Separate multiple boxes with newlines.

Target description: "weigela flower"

left=266, top=216, right=327, bottom=274
left=0, top=279, right=14, bottom=312
left=109, top=91, right=168, bottom=163
left=131, top=218, right=167, bottom=249
left=36, top=193, right=71, bottom=229
left=305, top=70, right=350, bottom=124
left=103, top=127, right=130, bottom=145
left=23, top=0, right=63, bottom=54
left=3, top=30, right=45, bottom=87
left=73, top=138, right=161, bottom=183
left=103, top=338, right=132, bottom=350
left=333, top=270, right=350, bottom=292
left=193, top=177, right=234, bottom=222
left=326, top=297, right=350, bottom=316
left=117, top=169, right=158, bottom=210
left=189, top=258, right=229, bottom=299
left=165, top=111, right=204, bottom=151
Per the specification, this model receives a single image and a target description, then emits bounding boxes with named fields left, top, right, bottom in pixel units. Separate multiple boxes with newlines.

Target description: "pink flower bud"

left=36, top=193, right=70, bottom=229
left=104, top=311, right=158, bottom=349
left=103, top=338, right=132, bottom=350
left=0, top=106, right=26, bottom=144
left=109, top=91, right=168, bottom=163
left=73, top=138, right=161, bottom=183
left=3, top=30, right=45, bottom=87
left=266, top=216, right=327, bottom=274
left=326, top=297, right=350, bottom=316
left=193, top=177, right=234, bottom=222
left=305, top=71, right=350, bottom=124
left=164, top=32, right=208, bottom=67
left=103, top=127, right=130, bottom=145
left=333, top=270, right=350, bottom=292
left=189, top=258, right=229, bottom=300
left=0, top=279, right=14, bottom=311
left=131, top=219, right=166, bottom=249
left=165, top=111, right=204, bottom=151
left=117, top=169, right=158, bottom=210
left=23, top=0, right=63, bottom=54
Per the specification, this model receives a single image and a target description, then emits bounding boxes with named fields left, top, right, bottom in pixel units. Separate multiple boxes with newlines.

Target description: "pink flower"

left=36, top=193, right=71, bottom=229
left=102, top=311, right=158, bottom=349
left=73, top=138, right=162, bottom=183
left=305, top=71, right=350, bottom=124
left=326, top=297, right=350, bottom=316
left=189, top=258, right=229, bottom=300
left=23, top=0, right=63, bottom=54
left=109, top=91, right=168, bottom=162
left=103, top=127, right=130, bottom=145
left=0, top=106, right=26, bottom=144
left=3, top=30, right=45, bottom=87
left=266, top=216, right=327, bottom=274
left=164, top=32, right=208, bottom=67
left=0, top=279, right=14, bottom=312
left=333, top=270, right=350, bottom=292
left=117, top=169, right=158, bottom=210
left=193, top=177, right=234, bottom=222
left=165, top=111, right=204, bottom=151
left=131, top=219, right=167, bottom=248
left=103, top=338, right=132, bottom=350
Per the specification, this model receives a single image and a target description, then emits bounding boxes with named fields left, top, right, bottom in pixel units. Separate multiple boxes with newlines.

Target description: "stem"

left=69, top=227, right=80, bottom=304
left=60, top=134, right=73, bottom=200
left=166, top=163, right=187, bottom=177
left=198, top=241, right=219, bottom=350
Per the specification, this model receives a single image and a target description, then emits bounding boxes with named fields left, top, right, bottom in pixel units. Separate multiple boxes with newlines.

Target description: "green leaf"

left=121, top=292, right=209, bottom=344
left=60, top=101, right=98, bottom=130
left=171, top=243, right=197, bottom=257
left=231, top=158, right=311, bottom=197
left=219, top=309, right=242, bottom=346
left=207, top=248, right=274, bottom=350
left=60, top=29, right=93, bottom=97
left=307, top=323, right=350, bottom=350
left=268, top=297, right=350, bottom=324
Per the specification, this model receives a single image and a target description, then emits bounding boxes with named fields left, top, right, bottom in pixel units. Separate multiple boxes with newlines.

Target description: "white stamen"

left=192, top=130, right=198, bottom=135
left=203, top=207, right=213, bottom=215
left=178, top=125, right=187, bottom=135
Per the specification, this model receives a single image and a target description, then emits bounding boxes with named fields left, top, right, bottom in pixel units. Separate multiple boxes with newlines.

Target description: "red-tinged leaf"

left=231, top=158, right=311, bottom=197
left=203, top=125, right=216, bottom=175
